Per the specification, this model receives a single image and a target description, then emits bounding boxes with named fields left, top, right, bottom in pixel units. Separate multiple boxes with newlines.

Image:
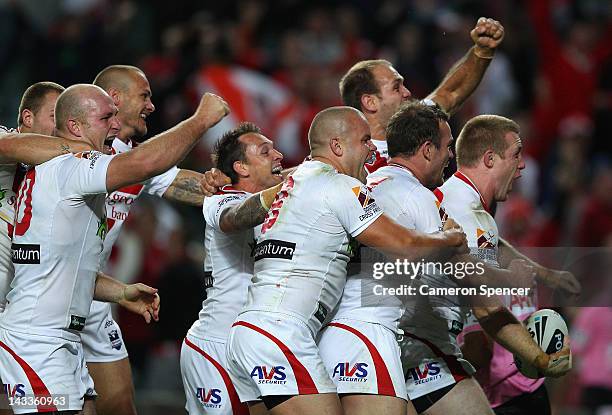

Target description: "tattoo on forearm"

left=224, top=194, right=268, bottom=231
left=167, top=176, right=204, bottom=206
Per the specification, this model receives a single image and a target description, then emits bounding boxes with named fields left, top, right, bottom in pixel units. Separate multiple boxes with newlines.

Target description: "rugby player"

left=438, top=114, right=579, bottom=414
left=225, top=106, right=468, bottom=415
left=79, top=65, right=228, bottom=415
left=0, top=82, right=95, bottom=315
left=0, top=84, right=228, bottom=414
left=180, top=122, right=284, bottom=415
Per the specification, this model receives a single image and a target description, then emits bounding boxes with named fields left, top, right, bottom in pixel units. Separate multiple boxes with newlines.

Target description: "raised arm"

left=0, top=133, right=92, bottom=164
left=106, top=93, right=229, bottom=193
left=162, top=169, right=207, bottom=206
left=426, top=17, right=504, bottom=115
left=219, top=183, right=283, bottom=233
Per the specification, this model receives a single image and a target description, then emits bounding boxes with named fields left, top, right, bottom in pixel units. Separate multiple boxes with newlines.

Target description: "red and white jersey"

left=364, top=139, right=389, bottom=174
left=100, top=137, right=179, bottom=265
left=0, top=126, right=20, bottom=225
left=189, top=186, right=259, bottom=342
left=0, top=151, right=114, bottom=341
left=242, top=160, right=383, bottom=335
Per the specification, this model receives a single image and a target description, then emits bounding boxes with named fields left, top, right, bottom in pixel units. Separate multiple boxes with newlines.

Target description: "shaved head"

left=55, top=84, right=110, bottom=132
left=308, top=106, right=366, bottom=155
left=93, top=65, right=145, bottom=93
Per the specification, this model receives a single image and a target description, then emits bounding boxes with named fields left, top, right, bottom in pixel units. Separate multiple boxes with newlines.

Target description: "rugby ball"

left=513, top=309, right=568, bottom=379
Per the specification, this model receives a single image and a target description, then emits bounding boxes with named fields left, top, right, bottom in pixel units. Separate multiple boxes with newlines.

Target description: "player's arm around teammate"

left=0, top=133, right=92, bottom=164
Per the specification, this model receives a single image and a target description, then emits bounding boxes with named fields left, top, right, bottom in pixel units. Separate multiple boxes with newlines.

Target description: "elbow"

left=472, top=305, right=506, bottom=321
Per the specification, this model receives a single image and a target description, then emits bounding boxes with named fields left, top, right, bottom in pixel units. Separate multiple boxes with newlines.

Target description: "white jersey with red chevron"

left=242, top=160, right=383, bottom=335
left=189, top=186, right=260, bottom=342
left=0, top=126, right=20, bottom=225
left=0, top=151, right=113, bottom=341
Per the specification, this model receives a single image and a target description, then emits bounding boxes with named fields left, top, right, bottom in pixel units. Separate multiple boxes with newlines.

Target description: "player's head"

left=308, top=106, right=375, bottom=182
left=339, top=60, right=411, bottom=128
left=17, top=81, right=65, bottom=136
left=387, top=101, right=452, bottom=188
left=456, top=115, right=524, bottom=201
left=55, top=84, right=121, bottom=154
left=213, top=122, right=284, bottom=192
left=93, top=65, right=154, bottom=140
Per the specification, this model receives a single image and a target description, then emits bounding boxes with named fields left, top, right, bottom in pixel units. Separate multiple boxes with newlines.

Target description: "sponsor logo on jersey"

left=108, top=329, right=123, bottom=350
left=250, top=366, right=287, bottom=384
left=0, top=187, right=7, bottom=207
left=104, top=319, right=114, bottom=329
left=314, top=301, right=328, bottom=324
left=196, top=387, right=222, bottom=408
left=332, top=362, right=368, bottom=382
left=11, top=243, right=40, bottom=264
left=253, top=239, right=296, bottom=262
left=69, top=314, right=86, bottom=331
left=2, top=383, right=26, bottom=397
left=352, top=185, right=376, bottom=208
left=407, top=362, right=442, bottom=385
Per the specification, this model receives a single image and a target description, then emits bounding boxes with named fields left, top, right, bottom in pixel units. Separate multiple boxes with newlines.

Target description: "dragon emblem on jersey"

left=97, top=214, right=108, bottom=241
left=476, top=228, right=496, bottom=248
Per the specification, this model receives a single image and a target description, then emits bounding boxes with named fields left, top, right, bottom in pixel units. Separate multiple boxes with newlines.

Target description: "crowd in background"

left=0, top=1, right=610, bottom=413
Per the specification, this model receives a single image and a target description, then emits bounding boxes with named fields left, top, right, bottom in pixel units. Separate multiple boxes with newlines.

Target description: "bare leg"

left=423, top=378, right=493, bottom=415
left=87, top=359, right=136, bottom=415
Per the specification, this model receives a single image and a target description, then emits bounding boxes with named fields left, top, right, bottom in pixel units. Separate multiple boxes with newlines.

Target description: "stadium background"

left=0, top=0, right=610, bottom=414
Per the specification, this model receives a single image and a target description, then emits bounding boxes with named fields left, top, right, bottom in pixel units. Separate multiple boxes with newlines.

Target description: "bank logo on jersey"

left=250, top=366, right=287, bottom=384
left=196, top=387, right=222, bottom=408
left=332, top=362, right=368, bottom=382
left=476, top=228, right=495, bottom=248
left=407, top=362, right=442, bottom=385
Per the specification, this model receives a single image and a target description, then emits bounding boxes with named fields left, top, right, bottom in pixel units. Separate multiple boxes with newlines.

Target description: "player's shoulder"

left=204, top=185, right=249, bottom=209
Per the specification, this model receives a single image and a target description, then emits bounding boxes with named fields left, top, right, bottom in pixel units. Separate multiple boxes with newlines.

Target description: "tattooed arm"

left=0, top=133, right=92, bottom=164
left=162, top=169, right=206, bottom=206
left=219, top=183, right=282, bottom=233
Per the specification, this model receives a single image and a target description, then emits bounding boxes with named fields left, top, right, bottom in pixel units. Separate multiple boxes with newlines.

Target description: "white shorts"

left=0, top=221, right=14, bottom=312
left=317, top=319, right=407, bottom=400
left=400, top=331, right=473, bottom=400
left=226, top=311, right=336, bottom=403
left=180, top=334, right=248, bottom=415
left=81, top=300, right=128, bottom=363
left=0, top=328, right=95, bottom=414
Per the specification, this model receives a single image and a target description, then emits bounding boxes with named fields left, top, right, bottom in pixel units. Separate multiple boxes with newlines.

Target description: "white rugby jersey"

left=242, top=160, right=383, bottom=335
left=437, top=172, right=537, bottom=329
left=0, top=151, right=114, bottom=341
left=0, top=126, right=20, bottom=225
left=189, top=186, right=259, bottom=341
left=89, top=137, right=180, bottom=324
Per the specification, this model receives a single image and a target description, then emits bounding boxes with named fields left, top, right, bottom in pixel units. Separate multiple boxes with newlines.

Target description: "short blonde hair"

left=456, top=115, right=520, bottom=167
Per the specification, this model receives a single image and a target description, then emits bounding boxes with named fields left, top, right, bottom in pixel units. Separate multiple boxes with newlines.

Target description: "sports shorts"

left=0, top=328, right=95, bottom=414
left=400, top=331, right=474, bottom=401
left=81, top=301, right=128, bottom=363
left=317, top=319, right=407, bottom=400
left=180, top=334, right=248, bottom=415
left=226, top=311, right=336, bottom=403
left=0, top=221, right=14, bottom=313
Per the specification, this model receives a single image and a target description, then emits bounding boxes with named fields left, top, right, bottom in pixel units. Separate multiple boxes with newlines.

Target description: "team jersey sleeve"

left=59, top=151, right=114, bottom=196
left=406, top=187, right=444, bottom=233
left=325, top=174, right=384, bottom=237
left=143, top=166, right=180, bottom=197
left=202, top=192, right=249, bottom=232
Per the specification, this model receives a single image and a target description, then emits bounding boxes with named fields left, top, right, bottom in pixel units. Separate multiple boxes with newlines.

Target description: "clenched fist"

left=195, top=93, right=230, bottom=130
left=471, top=17, right=505, bottom=59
